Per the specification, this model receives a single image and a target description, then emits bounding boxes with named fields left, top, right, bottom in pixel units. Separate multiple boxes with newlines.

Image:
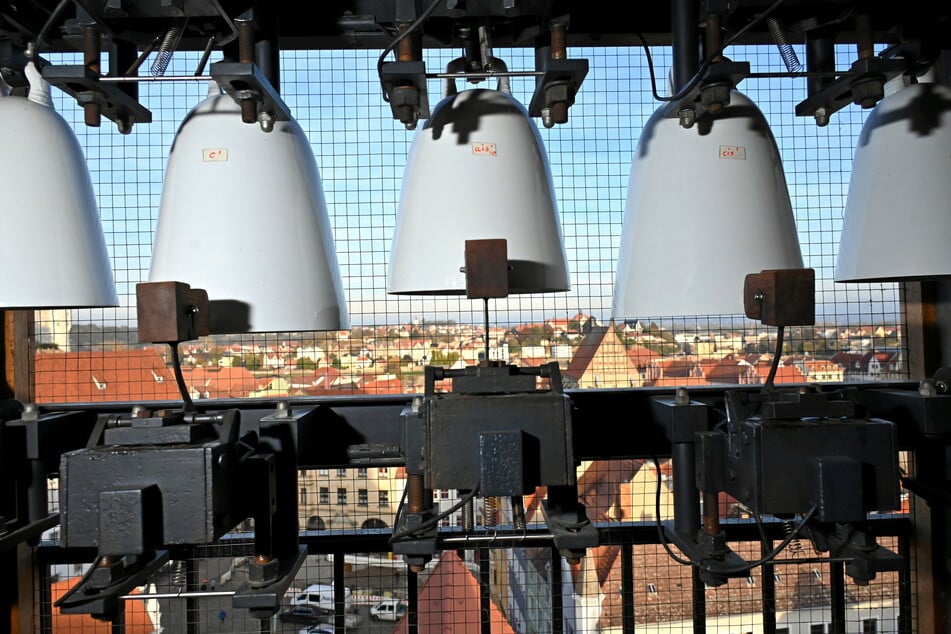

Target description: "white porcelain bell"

left=0, top=63, right=118, bottom=308
left=150, top=82, right=349, bottom=332
left=835, top=75, right=951, bottom=282
left=612, top=89, right=803, bottom=318
left=387, top=79, right=570, bottom=295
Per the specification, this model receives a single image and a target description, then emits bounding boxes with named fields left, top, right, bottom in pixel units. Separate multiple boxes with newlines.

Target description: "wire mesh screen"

left=28, top=39, right=915, bottom=634
left=31, top=41, right=908, bottom=402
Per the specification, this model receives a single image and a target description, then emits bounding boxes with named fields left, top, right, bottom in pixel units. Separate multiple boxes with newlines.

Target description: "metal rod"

left=194, top=35, right=216, bottom=76
left=748, top=71, right=847, bottom=79
left=440, top=532, right=553, bottom=545
left=430, top=70, right=543, bottom=79
left=671, top=0, right=700, bottom=93
left=119, top=590, right=235, bottom=600
left=99, top=75, right=213, bottom=82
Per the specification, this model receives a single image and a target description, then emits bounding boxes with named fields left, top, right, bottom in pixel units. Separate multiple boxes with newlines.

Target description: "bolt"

left=258, top=111, right=274, bottom=132
left=814, top=107, right=829, bottom=127
left=919, top=379, right=937, bottom=397
left=132, top=405, right=151, bottom=418
left=22, top=403, right=38, bottom=421
left=679, top=108, right=696, bottom=129
left=541, top=107, right=554, bottom=129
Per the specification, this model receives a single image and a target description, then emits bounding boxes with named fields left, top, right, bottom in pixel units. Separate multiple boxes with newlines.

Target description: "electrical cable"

left=29, top=0, right=73, bottom=63
left=763, top=325, right=786, bottom=390
left=170, top=343, right=196, bottom=412
left=636, top=0, right=791, bottom=103
left=651, top=456, right=819, bottom=576
left=376, top=0, right=444, bottom=103
left=390, top=484, right=481, bottom=542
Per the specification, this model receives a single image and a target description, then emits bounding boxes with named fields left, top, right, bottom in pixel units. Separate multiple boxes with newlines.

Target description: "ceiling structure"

left=0, top=1, right=948, bottom=54
left=1, top=2, right=949, bottom=132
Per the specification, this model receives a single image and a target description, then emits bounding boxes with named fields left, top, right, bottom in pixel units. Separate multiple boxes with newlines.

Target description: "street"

left=146, top=553, right=414, bottom=633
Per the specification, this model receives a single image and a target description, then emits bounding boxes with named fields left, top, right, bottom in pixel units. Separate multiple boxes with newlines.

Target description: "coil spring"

left=766, top=17, right=803, bottom=73
left=783, top=519, right=804, bottom=555
left=483, top=496, right=499, bottom=527
left=171, top=559, right=187, bottom=586
left=150, top=24, right=183, bottom=76
left=511, top=496, right=526, bottom=531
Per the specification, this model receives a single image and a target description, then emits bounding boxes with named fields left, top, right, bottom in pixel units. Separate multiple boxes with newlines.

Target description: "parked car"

left=290, top=583, right=352, bottom=615
left=279, top=606, right=323, bottom=625
left=341, top=605, right=362, bottom=627
left=298, top=625, right=334, bottom=634
left=370, top=599, right=407, bottom=622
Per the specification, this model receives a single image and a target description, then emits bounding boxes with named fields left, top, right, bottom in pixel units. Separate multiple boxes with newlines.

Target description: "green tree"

left=429, top=349, right=460, bottom=367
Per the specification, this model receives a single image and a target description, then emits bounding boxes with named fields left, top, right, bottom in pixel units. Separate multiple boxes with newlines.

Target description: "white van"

left=369, top=599, right=407, bottom=622
left=290, top=584, right=352, bottom=615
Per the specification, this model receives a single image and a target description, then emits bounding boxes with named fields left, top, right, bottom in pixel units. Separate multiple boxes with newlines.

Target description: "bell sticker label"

left=719, top=145, right=746, bottom=160
left=203, top=148, right=229, bottom=162
left=471, top=143, right=497, bottom=156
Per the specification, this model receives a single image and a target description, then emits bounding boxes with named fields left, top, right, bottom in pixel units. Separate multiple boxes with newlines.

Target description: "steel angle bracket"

left=55, top=550, right=171, bottom=619
left=528, top=56, right=588, bottom=121
left=380, top=60, right=431, bottom=123
left=233, top=544, right=308, bottom=619
left=210, top=61, right=293, bottom=122
left=41, top=64, right=152, bottom=128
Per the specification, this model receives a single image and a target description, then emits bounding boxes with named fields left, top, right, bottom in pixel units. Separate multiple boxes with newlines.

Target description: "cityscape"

left=34, top=310, right=907, bottom=404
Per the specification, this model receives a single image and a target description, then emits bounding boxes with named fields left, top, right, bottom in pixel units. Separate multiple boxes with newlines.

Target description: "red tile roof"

left=394, top=550, right=515, bottom=633
left=35, top=349, right=182, bottom=403
left=179, top=365, right=260, bottom=398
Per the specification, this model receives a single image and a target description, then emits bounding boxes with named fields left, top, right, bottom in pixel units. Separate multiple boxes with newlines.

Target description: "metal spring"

left=483, top=496, right=499, bottom=527
left=171, top=559, right=187, bottom=586
left=150, top=24, right=184, bottom=76
left=461, top=499, right=474, bottom=532
left=511, top=496, right=526, bottom=532
left=766, top=17, right=802, bottom=73
left=783, top=519, right=804, bottom=555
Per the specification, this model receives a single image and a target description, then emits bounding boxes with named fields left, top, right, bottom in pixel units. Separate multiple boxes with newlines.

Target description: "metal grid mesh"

left=29, top=40, right=914, bottom=634
left=31, top=42, right=908, bottom=400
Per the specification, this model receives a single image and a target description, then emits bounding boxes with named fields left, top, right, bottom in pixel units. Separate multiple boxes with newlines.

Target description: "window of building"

left=862, top=618, right=878, bottom=634
left=336, top=468, right=347, bottom=478
left=357, top=468, right=367, bottom=478
left=358, top=489, right=368, bottom=506
left=336, top=488, right=347, bottom=505
left=379, top=491, right=389, bottom=507
left=810, top=625, right=825, bottom=634
left=319, top=488, right=329, bottom=504
left=299, top=487, right=307, bottom=506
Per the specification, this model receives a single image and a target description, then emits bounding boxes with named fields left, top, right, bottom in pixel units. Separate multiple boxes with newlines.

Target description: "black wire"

left=764, top=325, right=785, bottom=390
left=651, top=456, right=820, bottom=576
left=170, top=343, right=196, bottom=412
left=31, top=0, right=73, bottom=62
left=390, top=484, right=480, bottom=542
left=376, top=0, right=445, bottom=103
left=636, top=0, right=792, bottom=103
